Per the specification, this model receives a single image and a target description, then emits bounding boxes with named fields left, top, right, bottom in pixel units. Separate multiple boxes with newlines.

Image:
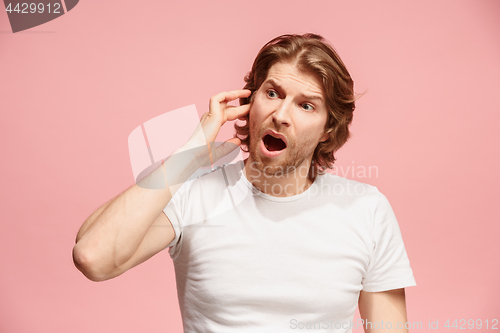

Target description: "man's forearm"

left=358, top=289, right=409, bottom=333
left=73, top=146, right=202, bottom=280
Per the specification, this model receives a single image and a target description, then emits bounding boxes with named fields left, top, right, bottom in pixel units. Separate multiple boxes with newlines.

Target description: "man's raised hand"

left=185, top=90, right=251, bottom=167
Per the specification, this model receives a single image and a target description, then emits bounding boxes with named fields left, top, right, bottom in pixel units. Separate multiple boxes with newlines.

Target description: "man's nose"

left=272, top=98, right=292, bottom=127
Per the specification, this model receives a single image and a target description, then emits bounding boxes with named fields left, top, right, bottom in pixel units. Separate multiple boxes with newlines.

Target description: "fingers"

left=209, top=90, right=251, bottom=116
left=197, top=89, right=250, bottom=165
left=225, top=104, right=250, bottom=121
left=237, top=114, right=249, bottom=121
left=211, top=89, right=251, bottom=104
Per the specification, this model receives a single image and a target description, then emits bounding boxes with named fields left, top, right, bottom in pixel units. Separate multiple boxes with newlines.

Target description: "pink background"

left=1, top=0, right=499, bottom=332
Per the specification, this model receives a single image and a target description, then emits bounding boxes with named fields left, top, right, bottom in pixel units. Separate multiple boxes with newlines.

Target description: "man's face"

left=247, top=61, right=329, bottom=176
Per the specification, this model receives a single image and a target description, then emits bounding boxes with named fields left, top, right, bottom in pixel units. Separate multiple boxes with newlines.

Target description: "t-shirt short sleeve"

left=362, top=190, right=416, bottom=292
left=162, top=182, right=187, bottom=260
left=161, top=169, right=201, bottom=259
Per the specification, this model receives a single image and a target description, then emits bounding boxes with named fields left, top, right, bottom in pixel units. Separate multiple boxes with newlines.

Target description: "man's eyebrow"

left=263, top=79, right=324, bottom=102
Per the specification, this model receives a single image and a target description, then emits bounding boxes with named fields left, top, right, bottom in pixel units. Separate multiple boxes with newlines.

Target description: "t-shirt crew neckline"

left=235, top=159, right=324, bottom=203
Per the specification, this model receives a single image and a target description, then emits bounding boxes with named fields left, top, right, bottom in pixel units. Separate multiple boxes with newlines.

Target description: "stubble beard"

left=248, top=120, right=317, bottom=178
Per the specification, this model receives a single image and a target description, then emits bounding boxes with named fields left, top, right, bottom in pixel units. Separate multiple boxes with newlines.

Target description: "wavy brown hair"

left=235, top=33, right=360, bottom=176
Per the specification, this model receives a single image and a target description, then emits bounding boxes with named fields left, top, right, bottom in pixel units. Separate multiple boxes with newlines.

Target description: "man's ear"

left=320, top=130, right=331, bottom=142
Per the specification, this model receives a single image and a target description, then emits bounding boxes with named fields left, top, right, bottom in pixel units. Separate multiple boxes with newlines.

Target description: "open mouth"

left=263, top=134, right=287, bottom=152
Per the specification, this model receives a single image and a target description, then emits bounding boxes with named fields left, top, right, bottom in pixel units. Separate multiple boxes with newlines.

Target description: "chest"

left=174, top=203, right=372, bottom=317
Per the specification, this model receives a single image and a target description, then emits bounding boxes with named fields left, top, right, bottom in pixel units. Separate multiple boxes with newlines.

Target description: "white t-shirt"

left=163, top=160, right=416, bottom=333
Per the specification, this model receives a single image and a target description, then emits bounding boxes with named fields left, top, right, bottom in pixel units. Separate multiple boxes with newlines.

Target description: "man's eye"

left=301, top=103, right=314, bottom=111
left=267, top=90, right=278, bottom=98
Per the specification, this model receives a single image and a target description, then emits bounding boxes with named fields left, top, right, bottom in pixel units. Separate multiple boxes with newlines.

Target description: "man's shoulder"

left=315, top=172, right=381, bottom=205
left=319, top=171, right=379, bottom=191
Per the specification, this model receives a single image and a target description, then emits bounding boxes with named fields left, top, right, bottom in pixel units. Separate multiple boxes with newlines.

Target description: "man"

left=73, top=34, right=416, bottom=332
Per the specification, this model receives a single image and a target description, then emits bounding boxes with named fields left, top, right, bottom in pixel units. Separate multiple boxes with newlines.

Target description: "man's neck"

left=242, top=158, right=315, bottom=197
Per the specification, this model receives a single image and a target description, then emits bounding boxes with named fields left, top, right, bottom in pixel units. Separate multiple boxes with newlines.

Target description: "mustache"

left=248, top=117, right=291, bottom=146
left=255, top=121, right=288, bottom=139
